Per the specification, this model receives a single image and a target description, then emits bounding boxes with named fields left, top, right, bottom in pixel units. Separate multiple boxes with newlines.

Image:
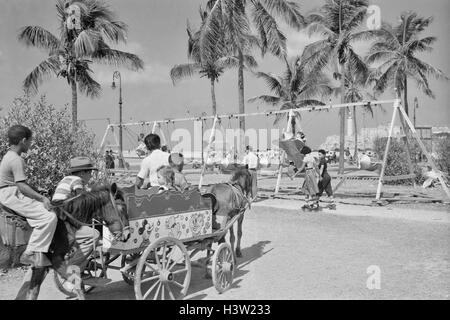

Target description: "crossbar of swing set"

left=107, top=99, right=398, bottom=128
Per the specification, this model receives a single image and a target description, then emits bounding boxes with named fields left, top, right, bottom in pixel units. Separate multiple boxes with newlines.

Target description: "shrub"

left=0, top=94, right=100, bottom=192
left=373, top=136, right=422, bottom=185
left=434, top=138, right=450, bottom=175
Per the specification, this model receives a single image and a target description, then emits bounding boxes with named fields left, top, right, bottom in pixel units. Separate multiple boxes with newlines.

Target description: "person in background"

left=243, top=145, right=259, bottom=200
left=169, top=153, right=190, bottom=191
left=317, top=149, right=334, bottom=206
left=135, top=134, right=170, bottom=189
left=0, top=125, right=56, bottom=267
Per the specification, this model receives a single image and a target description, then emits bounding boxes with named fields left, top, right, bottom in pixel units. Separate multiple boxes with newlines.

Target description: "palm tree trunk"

left=210, top=78, right=217, bottom=115
left=353, top=106, right=358, bottom=160
left=71, top=80, right=78, bottom=128
left=339, top=68, right=346, bottom=174
left=238, top=49, right=245, bottom=151
left=403, top=76, right=409, bottom=116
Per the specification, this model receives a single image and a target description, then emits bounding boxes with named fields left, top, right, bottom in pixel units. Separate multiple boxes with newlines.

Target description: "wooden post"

left=376, top=100, right=399, bottom=200
left=397, top=105, right=450, bottom=201
left=275, top=110, right=294, bottom=194
left=397, top=95, right=417, bottom=188
left=198, top=116, right=218, bottom=189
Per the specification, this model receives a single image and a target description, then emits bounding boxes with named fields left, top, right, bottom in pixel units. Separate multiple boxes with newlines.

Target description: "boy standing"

left=317, top=149, right=335, bottom=208
left=169, top=153, right=190, bottom=191
left=0, top=125, right=57, bottom=267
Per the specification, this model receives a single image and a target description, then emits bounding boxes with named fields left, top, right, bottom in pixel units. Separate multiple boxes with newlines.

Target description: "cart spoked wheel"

left=134, top=237, right=191, bottom=300
left=212, top=242, right=235, bottom=294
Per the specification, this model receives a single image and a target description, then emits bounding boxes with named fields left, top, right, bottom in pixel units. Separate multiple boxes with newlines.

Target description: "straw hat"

left=69, top=157, right=98, bottom=174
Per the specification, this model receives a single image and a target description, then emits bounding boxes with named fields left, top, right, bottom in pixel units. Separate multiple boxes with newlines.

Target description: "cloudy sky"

left=0, top=0, right=449, bottom=149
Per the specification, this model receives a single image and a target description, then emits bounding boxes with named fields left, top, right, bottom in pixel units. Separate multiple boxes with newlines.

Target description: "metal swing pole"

left=199, top=116, right=219, bottom=189
left=151, top=121, right=158, bottom=134
left=397, top=105, right=450, bottom=201
left=376, top=99, right=400, bottom=200
left=99, top=124, right=111, bottom=153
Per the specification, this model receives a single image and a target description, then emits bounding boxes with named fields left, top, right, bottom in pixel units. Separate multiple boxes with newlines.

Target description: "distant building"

left=320, top=125, right=449, bottom=152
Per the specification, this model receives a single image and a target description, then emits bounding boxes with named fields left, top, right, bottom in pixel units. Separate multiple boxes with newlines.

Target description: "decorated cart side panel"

left=102, top=187, right=213, bottom=251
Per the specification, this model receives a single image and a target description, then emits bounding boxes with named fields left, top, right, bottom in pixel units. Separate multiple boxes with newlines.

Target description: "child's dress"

left=301, top=153, right=319, bottom=196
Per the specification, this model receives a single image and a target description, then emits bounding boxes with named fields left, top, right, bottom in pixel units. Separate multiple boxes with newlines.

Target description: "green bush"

left=434, top=138, right=450, bottom=175
left=0, top=94, right=101, bottom=192
left=373, top=136, right=422, bottom=185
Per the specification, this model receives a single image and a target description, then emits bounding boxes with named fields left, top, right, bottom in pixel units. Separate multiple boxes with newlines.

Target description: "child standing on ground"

left=297, top=146, right=320, bottom=210
left=317, top=149, right=335, bottom=208
left=169, top=153, right=190, bottom=191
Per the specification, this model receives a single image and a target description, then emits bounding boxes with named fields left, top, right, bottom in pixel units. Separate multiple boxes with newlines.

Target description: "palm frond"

left=95, top=19, right=128, bottom=44
left=253, top=71, right=285, bottom=97
left=247, top=95, right=280, bottom=105
left=259, top=0, right=306, bottom=30
left=92, top=44, right=144, bottom=71
left=74, top=29, right=101, bottom=57
left=251, top=1, right=287, bottom=58
left=23, top=56, right=61, bottom=95
left=405, top=36, right=436, bottom=53
left=170, top=63, right=201, bottom=85
left=18, top=26, right=60, bottom=52
left=77, top=68, right=102, bottom=98
left=306, top=21, right=335, bottom=38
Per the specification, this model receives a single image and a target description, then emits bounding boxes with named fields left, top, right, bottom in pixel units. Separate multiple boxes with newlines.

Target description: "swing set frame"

left=99, top=97, right=450, bottom=202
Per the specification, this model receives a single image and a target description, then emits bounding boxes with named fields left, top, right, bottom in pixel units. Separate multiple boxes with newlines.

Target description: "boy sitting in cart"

left=156, top=165, right=181, bottom=193
left=52, top=157, right=109, bottom=286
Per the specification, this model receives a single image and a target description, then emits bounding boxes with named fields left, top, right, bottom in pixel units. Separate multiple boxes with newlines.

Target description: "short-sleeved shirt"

left=318, top=158, right=328, bottom=176
left=303, top=153, right=317, bottom=169
left=52, top=176, right=84, bottom=201
left=0, top=151, right=27, bottom=187
left=243, top=152, right=259, bottom=169
left=137, top=149, right=170, bottom=187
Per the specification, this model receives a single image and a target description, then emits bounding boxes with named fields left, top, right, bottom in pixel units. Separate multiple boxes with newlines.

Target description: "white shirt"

left=303, top=153, right=317, bottom=169
left=243, top=152, right=259, bottom=169
left=137, top=149, right=170, bottom=186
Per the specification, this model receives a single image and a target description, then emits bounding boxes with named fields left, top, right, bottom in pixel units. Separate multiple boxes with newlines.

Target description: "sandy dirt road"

left=1, top=200, right=449, bottom=300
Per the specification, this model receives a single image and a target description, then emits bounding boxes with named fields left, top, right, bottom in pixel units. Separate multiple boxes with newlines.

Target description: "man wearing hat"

left=52, top=157, right=107, bottom=286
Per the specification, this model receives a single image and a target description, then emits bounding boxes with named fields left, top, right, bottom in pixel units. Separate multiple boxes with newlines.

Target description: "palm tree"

left=248, top=56, right=334, bottom=131
left=18, top=0, right=144, bottom=127
left=170, top=7, right=257, bottom=115
left=199, top=0, right=305, bottom=135
left=301, top=0, right=376, bottom=174
left=366, top=11, right=448, bottom=116
left=341, top=67, right=375, bottom=159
